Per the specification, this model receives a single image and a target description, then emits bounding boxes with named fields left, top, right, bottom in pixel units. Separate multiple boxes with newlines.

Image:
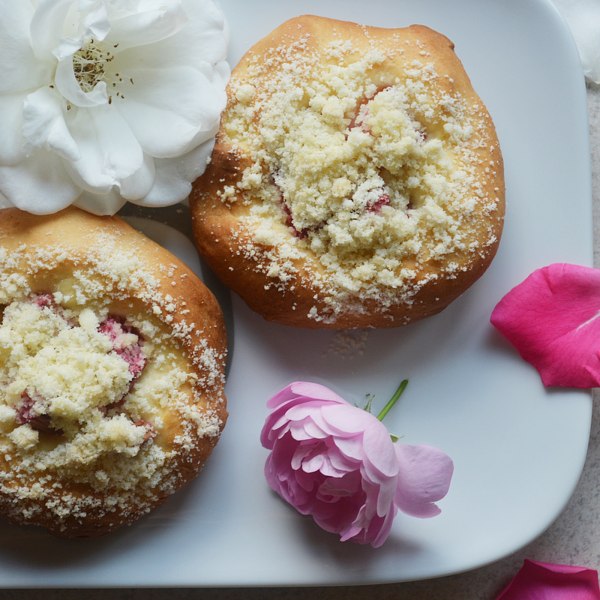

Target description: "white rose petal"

left=119, top=152, right=156, bottom=200
left=105, top=3, right=188, bottom=51
left=30, top=0, right=76, bottom=62
left=551, top=0, right=600, bottom=83
left=0, top=0, right=53, bottom=94
left=0, top=92, right=28, bottom=165
left=55, top=59, right=109, bottom=107
left=0, top=151, right=81, bottom=214
left=124, top=0, right=228, bottom=69
left=138, top=137, right=215, bottom=206
left=0, top=192, right=12, bottom=209
left=0, top=0, right=229, bottom=215
left=115, top=65, right=222, bottom=157
left=52, top=36, right=87, bottom=62
left=81, top=3, right=111, bottom=41
left=22, top=87, right=81, bottom=161
left=73, top=188, right=127, bottom=215
left=213, top=59, right=231, bottom=105
left=65, top=104, right=143, bottom=190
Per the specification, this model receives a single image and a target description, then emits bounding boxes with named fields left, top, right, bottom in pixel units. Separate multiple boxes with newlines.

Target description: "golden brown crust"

left=191, top=15, right=505, bottom=329
left=0, top=207, right=227, bottom=538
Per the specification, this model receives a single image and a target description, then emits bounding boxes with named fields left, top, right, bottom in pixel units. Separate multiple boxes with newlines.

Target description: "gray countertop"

left=5, top=84, right=600, bottom=600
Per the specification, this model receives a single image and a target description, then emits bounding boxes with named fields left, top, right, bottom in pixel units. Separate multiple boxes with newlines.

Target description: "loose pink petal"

left=496, top=560, right=600, bottom=600
left=491, top=263, right=600, bottom=387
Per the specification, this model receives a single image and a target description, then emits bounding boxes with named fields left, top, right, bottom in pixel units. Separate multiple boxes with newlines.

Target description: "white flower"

left=551, top=0, right=600, bottom=84
left=0, top=0, right=230, bottom=215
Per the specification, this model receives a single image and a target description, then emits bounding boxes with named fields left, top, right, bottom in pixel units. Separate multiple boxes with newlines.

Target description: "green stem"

left=376, top=379, right=408, bottom=421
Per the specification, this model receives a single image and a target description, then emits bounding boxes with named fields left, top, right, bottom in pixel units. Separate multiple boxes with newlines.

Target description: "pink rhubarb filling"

left=12, top=298, right=152, bottom=439
left=98, top=317, right=146, bottom=381
left=275, top=90, right=423, bottom=235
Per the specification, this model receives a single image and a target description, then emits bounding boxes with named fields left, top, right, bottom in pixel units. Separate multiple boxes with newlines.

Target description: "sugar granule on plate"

left=324, top=330, right=369, bottom=359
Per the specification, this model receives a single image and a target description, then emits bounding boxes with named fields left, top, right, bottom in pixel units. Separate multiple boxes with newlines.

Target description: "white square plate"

left=0, top=0, right=592, bottom=587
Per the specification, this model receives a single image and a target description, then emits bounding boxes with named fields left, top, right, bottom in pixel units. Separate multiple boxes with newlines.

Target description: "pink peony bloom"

left=260, top=381, right=454, bottom=548
left=491, top=263, right=600, bottom=388
left=496, top=560, right=600, bottom=600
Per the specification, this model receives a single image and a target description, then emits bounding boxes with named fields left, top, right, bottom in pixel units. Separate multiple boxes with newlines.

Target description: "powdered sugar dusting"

left=324, top=329, right=369, bottom=358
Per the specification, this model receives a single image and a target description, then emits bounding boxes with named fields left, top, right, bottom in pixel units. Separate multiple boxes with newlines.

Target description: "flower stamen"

left=73, top=39, right=114, bottom=93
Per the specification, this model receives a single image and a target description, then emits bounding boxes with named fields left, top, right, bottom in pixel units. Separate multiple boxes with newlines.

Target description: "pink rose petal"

left=362, top=421, right=403, bottom=478
left=266, top=385, right=302, bottom=410
left=289, top=381, right=347, bottom=404
left=394, top=444, right=455, bottom=518
left=321, top=403, right=381, bottom=435
left=491, top=263, right=600, bottom=388
left=288, top=420, right=325, bottom=442
left=496, top=560, right=600, bottom=600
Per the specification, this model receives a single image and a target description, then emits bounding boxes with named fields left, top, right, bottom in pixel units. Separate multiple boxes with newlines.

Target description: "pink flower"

left=496, top=560, right=600, bottom=600
left=260, top=381, right=454, bottom=548
left=491, top=263, right=600, bottom=388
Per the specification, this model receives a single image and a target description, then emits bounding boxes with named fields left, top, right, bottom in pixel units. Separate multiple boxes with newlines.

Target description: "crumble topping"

left=216, top=30, right=502, bottom=323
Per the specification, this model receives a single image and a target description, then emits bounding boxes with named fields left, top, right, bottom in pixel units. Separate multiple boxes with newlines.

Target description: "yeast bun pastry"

left=0, top=207, right=227, bottom=538
left=190, top=15, right=505, bottom=328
